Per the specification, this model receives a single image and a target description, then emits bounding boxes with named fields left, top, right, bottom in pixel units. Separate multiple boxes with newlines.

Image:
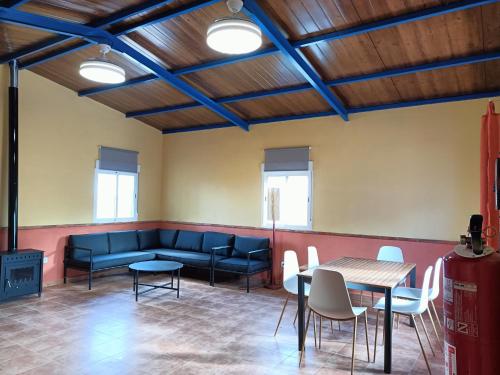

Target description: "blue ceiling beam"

left=15, top=0, right=220, bottom=69
left=0, top=6, right=249, bottom=131
left=243, top=0, right=348, bottom=121
left=293, top=0, right=497, bottom=49
left=125, top=51, right=500, bottom=118
left=163, top=90, right=500, bottom=134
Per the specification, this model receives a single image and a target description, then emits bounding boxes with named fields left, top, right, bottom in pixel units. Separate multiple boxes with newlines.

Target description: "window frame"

left=93, top=162, right=139, bottom=223
left=261, top=161, right=313, bottom=231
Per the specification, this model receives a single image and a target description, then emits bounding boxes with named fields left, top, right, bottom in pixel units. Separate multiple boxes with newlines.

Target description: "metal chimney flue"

left=8, top=60, right=19, bottom=253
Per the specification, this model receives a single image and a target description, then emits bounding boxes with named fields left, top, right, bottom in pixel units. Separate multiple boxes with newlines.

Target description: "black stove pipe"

left=8, top=60, right=18, bottom=253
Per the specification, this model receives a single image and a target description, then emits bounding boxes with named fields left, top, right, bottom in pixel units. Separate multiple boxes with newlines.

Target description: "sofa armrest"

left=246, top=248, right=270, bottom=273
left=70, top=246, right=94, bottom=269
left=210, top=245, right=232, bottom=266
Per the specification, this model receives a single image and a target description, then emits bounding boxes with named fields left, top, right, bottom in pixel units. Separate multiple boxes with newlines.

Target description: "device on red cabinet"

left=443, top=215, right=500, bottom=375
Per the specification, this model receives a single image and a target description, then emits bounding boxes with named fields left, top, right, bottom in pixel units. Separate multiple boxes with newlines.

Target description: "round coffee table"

left=129, top=260, right=183, bottom=301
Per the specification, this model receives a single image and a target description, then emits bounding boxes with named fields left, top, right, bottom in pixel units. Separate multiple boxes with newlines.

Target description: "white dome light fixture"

left=79, top=44, right=126, bottom=84
left=207, top=0, right=262, bottom=55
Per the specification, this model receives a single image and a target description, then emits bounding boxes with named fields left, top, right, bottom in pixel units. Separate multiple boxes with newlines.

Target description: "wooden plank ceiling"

left=1, top=0, right=499, bottom=132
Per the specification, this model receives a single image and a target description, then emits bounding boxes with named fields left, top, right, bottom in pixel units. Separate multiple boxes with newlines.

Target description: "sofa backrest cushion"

left=159, top=229, right=178, bottom=248
left=175, top=230, right=203, bottom=251
left=202, top=232, right=234, bottom=256
left=232, top=236, right=270, bottom=260
left=138, top=229, right=160, bottom=250
left=69, top=233, right=109, bottom=259
left=108, top=231, right=139, bottom=253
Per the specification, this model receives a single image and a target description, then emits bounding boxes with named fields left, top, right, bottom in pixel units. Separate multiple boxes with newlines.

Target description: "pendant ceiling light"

left=79, top=44, right=126, bottom=84
left=207, top=0, right=262, bottom=55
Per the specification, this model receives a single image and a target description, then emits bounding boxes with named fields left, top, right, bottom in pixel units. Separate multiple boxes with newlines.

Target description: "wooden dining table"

left=297, top=257, right=416, bottom=374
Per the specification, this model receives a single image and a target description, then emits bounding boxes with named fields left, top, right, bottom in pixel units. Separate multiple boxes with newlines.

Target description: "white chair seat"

left=312, top=305, right=367, bottom=320
left=373, top=297, right=426, bottom=315
left=393, top=287, right=434, bottom=300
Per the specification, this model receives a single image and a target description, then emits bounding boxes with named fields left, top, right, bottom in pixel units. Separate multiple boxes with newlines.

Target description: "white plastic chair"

left=307, top=246, right=320, bottom=269
left=377, top=246, right=404, bottom=263
left=300, top=269, right=370, bottom=373
left=393, top=257, right=443, bottom=343
left=373, top=266, right=434, bottom=374
left=274, top=250, right=310, bottom=336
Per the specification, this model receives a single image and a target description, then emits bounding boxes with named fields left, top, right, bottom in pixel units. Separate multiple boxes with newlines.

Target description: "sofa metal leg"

left=88, top=270, right=92, bottom=290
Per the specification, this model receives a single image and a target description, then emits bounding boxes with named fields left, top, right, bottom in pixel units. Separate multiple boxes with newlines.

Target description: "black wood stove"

left=0, top=61, right=44, bottom=303
left=0, top=250, right=43, bottom=301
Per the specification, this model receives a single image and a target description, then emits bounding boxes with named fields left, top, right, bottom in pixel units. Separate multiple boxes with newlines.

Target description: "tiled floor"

left=0, top=273, right=445, bottom=374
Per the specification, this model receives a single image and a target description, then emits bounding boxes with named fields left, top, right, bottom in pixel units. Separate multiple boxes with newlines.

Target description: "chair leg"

left=319, top=315, right=322, bottom=350
left=88, top=269, right=92, bottom=290
left=274, top=295, right=289, bottom=336
left=299, top=309, right=313, bottom=366
left=360, top=291, right=363, bottom=306
left=412, top=314, right=432, bottom=374
left=364, top=311, right=370, bottom=363
left=427, top=308, right=441, bottom=346
left=313, top=312, right=317, bottom=348
left=293, top=308, right=298, bottom=326
left=373, top=310, right=379, bottom=363
left=371, top=291, right=374, bottom=306
left=246, top=275, right=250, bottom=293
left=396, top=313, right=400, bottom=329
left=419, top=314, right=436, bottom=357
left=351, top=317, right=357, bottom=375
left=430, top=300, right=442, bottom=328
left=63, top=264, right=67, bottom=284
left=330, top=319, right=334, bottom=334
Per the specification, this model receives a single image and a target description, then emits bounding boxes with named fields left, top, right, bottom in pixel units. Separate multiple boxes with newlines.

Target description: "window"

left=262, top=162, right=312, bottom=230
left=93, top=168, right=138, bottom=223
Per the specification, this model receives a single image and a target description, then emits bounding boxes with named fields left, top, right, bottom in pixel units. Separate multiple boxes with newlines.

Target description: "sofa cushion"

left=159, top=229, right=178, bottom=248
left=174, top=231, right=203, bottom=252
left=215, top=257, right=270, bottom=273
left=201, top=232, right=234, bottom=256
left=69, top=233, right=109, bottom=259
left=109, top=231, right=139, bottom=253
left=138, top=229, right=160, bottom=250
left=144, top=249, right=222, bottom=268
left=232, top=236, right=270, bottom=260
left=70, top=251, right=155, bottom=269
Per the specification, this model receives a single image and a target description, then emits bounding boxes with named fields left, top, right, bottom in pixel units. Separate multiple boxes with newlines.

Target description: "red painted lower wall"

left=162, top=221, right=456, bottom=307
left=1, top=221, right=457, bottom=308
left=0, top=221, right=161, bottom=285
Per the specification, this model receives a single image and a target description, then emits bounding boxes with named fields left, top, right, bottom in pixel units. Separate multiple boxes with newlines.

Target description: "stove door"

left=2, top=260, right=41, bottom=299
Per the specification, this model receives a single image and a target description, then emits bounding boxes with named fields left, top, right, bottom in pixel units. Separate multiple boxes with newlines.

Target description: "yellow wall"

left=161, top=99, right=494, bottom=241
left=0, top=66, right=163, bottom=226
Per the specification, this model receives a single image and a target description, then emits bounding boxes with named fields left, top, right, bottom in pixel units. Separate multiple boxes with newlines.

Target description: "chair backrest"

left=417, top=266, right=434, bottom=313
left=307, top=246, right=320, bottom=269
left=283, top=250, right=300, bottom=294
left=429, top=257, right=443, bottom=300
left=377, top=246, right=404, bottom=263
left=308, top=269, right=354, bottom=318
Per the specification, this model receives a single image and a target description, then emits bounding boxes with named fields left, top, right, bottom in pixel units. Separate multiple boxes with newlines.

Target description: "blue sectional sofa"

left=64, top=229, right=271, bottom=292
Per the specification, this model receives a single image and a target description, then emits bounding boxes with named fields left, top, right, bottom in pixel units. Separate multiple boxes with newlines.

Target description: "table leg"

left=409, top=267, right=417, bottom=328
left=298, top=275, right=305, bottom=351
left=384, top=287, right=392, bottom=373
left=177, top=268, right=180, bottom=298
left=135, top=270, right=139, bottom=302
